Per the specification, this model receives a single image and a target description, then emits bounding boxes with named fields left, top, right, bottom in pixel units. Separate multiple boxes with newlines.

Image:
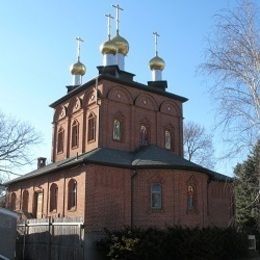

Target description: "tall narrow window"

left=113, top=119, right=121, bottom=141
left=57, top=127, right=64, bottom=153
left=151, top=184, right=162, bottom=209
left=164, top=130, right=171, bottom=150
left=140, top=125, right=149, bottom=146
left=22, top=190, right=29, bottom=212
left=71, top=120, right=79, bottom=148
left=88, top=113, right=96, bottom=142
left=50, top=183, right=58, bottom=212
left=187, top=185, right=195, bottom=210
left=10, top=192, right=16, bottom=210
left=68, top=179, right=77, bottom=210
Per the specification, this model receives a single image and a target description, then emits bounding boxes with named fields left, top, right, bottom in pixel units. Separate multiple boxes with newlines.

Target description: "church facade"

left=5, top=5, right=233, bottom=231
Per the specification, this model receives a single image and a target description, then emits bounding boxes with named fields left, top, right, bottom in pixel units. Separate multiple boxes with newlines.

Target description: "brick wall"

left=51, top=79, right=184, bottom=163
left=7, top=166, right=86, bottom=219
left=208, top=181, right=233, bottom=227
left=6, top=164, right=233, bottom=230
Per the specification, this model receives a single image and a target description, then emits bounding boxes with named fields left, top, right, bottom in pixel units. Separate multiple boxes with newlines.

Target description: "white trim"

left=150, top=183, right=162, bottom=209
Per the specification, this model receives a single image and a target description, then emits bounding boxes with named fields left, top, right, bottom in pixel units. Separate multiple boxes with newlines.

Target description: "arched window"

left=151, top=183, right=162, bottom=209
left=71, top=120, right=79, bottom=148
left=22, top=190, right=29, bottom=212
left=164, top=130, right=172, bottom=150
left=57, top=127, right=64, bottom=153
left=113, top=119, right=121, bottom=141
left=88, top=113, right=96, bottom=142
left=187, top=185, right=195, bottom=210
left=140, top=125, right=149, bottom=146
left=10, top=192, right=16, bottom=210
left=50, top=183, right=58, bottom=212
left=68, top=179, right=77, bottom=210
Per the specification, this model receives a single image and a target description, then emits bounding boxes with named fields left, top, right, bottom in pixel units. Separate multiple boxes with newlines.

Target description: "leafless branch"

left=0, top=111, right=41, bottom=180
left=200, top=0, right=260, bottom=157
left=183, top=121, right=215, bottom=169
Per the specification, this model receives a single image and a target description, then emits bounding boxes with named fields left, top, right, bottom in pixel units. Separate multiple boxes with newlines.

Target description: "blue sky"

left=0, top=0, right=242, bottom=177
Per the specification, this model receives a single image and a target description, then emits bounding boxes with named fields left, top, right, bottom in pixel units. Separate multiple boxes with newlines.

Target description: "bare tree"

left=201, top=0, right=260, bottom=157
left=183, top=121, right=215, bottom=169
left=0, top=111, right=40, bottom=182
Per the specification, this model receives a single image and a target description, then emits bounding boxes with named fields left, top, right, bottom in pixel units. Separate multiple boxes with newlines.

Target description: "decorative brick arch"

left=159, top=101, right=180, bottom=116
left=107, top=86, right=133, bottom=105
left=83, top=89, right=97, bottom=107
left=68, top=96, right=82, bottom=115
left=53, top=105, right=67, bottom=122
left=134, top=94, right=159, bottom=111
left=147, top=171, right=165, bottom=184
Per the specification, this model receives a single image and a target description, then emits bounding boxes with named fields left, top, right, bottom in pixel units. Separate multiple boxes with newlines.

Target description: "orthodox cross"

left=112, top=4, right=123, bottom=33
left=76, top=36, right=84, bottom=61
left=153, top=32, right=160, bottom=56
left=105, top=13, right=114, bottom=40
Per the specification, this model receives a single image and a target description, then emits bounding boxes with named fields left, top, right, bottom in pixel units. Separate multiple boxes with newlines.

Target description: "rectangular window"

left=72, top=121, right=79, bottom=148
left=57, top=128, right=64, bottom=153
left=88, top=116, right=96, bottom=142
left=151, top=183, right=162, bottom=209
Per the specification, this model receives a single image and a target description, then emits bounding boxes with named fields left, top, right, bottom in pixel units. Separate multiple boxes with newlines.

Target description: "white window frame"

left=151, top=183, right=162, bottom=209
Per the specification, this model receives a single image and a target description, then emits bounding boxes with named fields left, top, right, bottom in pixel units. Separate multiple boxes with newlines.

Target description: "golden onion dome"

left=149, top=55, right=165, bottom=71
left=111, top=33, right=129, bottom=55
left=100, top=39, right=117, bottom=55
left=70, top=61, right=86, bottom=76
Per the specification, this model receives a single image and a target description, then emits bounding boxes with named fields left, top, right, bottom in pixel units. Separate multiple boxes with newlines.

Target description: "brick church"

left=5, top=5, right=233, bottom=231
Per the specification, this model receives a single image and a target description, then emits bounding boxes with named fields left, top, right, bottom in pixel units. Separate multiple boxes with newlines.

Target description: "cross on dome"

left=112, top=4, right=123, bottom=34
left=153, top=32, right=160, bottom=56
left=105, top=13, right=114, bottom=40
left=76, top=37, right=84, bottom=61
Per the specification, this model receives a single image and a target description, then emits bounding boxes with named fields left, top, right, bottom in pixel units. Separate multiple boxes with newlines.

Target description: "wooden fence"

left=16, top=217, right=84, bottom=260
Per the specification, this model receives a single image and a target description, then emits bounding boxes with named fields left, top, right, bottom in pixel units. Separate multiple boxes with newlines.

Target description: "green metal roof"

left=50, top=69, right=188, bottom=108
left=5, top=145, right=232, bottom=185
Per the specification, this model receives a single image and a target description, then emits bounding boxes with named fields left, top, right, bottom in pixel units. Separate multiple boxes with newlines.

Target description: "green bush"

left=96, top=226, right=249, bottom=260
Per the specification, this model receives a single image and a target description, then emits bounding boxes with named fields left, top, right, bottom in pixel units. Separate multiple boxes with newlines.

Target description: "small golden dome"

left=70, top=61, right=86, bottom=76
left=100, top=39, right=117, bottom=55
left=149, top=55, right=165, bottom=71
left=111, top=33, right=129, bottom=55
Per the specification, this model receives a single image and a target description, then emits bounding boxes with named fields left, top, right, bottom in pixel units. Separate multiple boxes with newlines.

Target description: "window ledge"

left=147, top=208, right=165, bottom=213
left=68, top=207, right=77, bottom=212
left=186, top=208, right=199, bottom=215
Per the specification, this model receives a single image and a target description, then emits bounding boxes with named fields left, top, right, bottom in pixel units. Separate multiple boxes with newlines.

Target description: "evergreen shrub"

left=96, top=226, right=248, bottom=260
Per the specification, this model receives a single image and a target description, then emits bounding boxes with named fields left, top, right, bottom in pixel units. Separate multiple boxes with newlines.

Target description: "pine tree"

left=234, top=140, right=260, bottom=232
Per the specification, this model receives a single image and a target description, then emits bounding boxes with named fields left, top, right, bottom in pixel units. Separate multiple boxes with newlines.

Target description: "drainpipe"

left=20, top=187, right=22, bottom=210
left=46, top=180, right=50, bottom=216
left=63, top=174, right=66, bottom=217
left=131, top=169, right=138, bottom=229
left=206, top=177, right=212, bottom=227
